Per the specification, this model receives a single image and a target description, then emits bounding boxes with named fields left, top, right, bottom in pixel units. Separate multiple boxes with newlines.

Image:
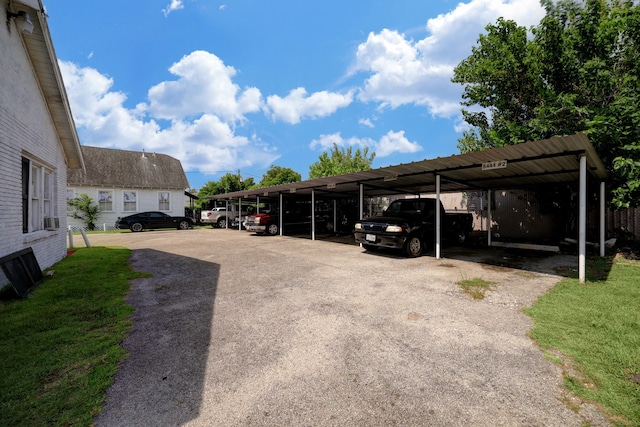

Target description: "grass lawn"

left=525, top=256, right=640, bottom=425
left=1, top=247, right=638, bottom=425
left=0, top=247, right=150, bottom=427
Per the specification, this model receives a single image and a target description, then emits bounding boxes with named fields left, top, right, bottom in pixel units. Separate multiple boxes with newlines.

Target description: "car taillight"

left=207, top=212, right=212, bottom=217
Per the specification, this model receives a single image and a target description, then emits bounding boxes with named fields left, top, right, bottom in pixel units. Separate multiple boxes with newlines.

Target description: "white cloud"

left=146, top=51, right=262, bottom=123
left=352, top=0, right=546, bottom=118
left=359, top=118, right=374, bottom=128
left=58, top=60, right=278, bottom=179
left=309, top=130, right=421, bottom=158
left=162, top=0, right=184, bottom=17
left=266, top=87, right=354, bottom=124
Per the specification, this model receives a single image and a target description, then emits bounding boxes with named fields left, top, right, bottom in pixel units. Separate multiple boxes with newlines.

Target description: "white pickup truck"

left=200, top=205, right=248, bottom=228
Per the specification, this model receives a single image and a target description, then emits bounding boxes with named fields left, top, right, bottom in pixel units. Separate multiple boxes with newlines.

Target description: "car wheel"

left=217, top=218, right=227, bottom=228
left=130, top=223, right=143, bottom=232
left=178, top=220, right=190, bottom=230
left=266, top=223, right=279, bottom=235
left=456, top=228, right=468, bottom=245
left=404, top=235, right=423, bottom=257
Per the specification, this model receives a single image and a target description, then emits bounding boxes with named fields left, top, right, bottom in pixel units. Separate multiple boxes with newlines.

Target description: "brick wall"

left=1, top=4, right=71, bottom=287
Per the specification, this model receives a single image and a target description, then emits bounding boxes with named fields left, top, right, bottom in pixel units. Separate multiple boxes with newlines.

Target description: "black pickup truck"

left=353, top=198, right=473, bottom=257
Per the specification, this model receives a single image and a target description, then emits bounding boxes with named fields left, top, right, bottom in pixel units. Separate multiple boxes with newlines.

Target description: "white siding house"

left=1, top=0, right=84, bottom=286
left=67, top=146, right=190, bottom=230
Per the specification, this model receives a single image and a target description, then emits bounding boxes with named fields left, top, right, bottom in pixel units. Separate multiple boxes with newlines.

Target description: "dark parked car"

left=116, top=211, right=195, bottom=232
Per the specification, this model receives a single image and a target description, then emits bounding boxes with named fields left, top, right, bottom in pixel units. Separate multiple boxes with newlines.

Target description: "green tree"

left=196, top=173, right=255, bottom=208
left=67, top=194, right=100, bottom=230
left=256, top=165, right=302, bottom=188
left=308, top=143, right=376, bottom=178
left=452, top=0, right=640, bottom=207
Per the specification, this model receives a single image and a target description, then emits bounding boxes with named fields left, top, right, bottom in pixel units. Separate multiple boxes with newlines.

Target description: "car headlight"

left=354, top=223, right=363, bottom=230
left=385, top=225, right=403, bottom=232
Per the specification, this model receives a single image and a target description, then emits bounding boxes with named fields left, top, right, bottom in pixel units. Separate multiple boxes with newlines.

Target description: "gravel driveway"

left=79, top=228, right=607, bottom=426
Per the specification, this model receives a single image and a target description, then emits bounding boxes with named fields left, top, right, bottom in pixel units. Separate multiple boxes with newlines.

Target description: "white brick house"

left=67, top=146, right=190, bottom=230
left=1, top=0, right=84, bottom=286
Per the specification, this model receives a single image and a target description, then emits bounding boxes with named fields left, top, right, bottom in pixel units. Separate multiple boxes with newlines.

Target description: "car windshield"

left=386, top=200, right=427, bottom=215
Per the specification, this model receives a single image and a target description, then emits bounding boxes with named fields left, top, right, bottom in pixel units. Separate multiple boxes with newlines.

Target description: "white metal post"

left=225, top=200, right=229, bottom=229
left=487, top=189, right=492, bottom=246
left=600, top=182, right=605, bottom=257
left=359, top=184, right=364, bottom=219
left=333, top=199, right=337, bottom=235
left=436, top=174, right=441, bottom=259
left=311, top=190, right=316, bottom=241
left=579, top=155, right=587, bottom=283
left=279, top=193, right=283, bottom=236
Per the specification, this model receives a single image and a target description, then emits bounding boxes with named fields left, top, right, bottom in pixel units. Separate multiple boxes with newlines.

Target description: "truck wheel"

left=404, top=235, right=423, bottom=257
left=217, top=218, right=227, bottom=228
left=130, top=223, right=143, bottom=232
left=266, top=223, right=279, bottom=235
left=455, top=228, right=468, bottom=245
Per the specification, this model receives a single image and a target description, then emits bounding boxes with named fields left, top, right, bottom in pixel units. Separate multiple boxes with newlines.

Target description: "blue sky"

left=43, top=0, right=546, bottom=190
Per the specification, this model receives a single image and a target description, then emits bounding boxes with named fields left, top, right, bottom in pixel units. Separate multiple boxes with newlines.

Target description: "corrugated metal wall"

left=607, top=207, right=640, bottom=241
left=439, top=191, right=640, bottom=243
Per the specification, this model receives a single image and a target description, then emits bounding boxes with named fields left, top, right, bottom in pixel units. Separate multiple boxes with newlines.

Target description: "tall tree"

left=196, top=173, right=255, bottom=208
left=256, top=165, right=302, bottom=188
left=452, top=0, right=640, bottom=207
left=308, top=143, right=376, bottom=178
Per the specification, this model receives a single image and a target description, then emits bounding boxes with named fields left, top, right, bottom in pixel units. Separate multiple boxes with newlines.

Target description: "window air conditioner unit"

left=44, top=217, right=60, bottom=230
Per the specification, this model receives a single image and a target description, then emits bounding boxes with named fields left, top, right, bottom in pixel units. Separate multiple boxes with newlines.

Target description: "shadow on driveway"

left=95, top=249, right=219, bottom=426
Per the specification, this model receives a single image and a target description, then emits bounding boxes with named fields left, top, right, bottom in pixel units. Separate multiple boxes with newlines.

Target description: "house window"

left=22, top=156, right=56, bottom=233
left=98, top=190, right=113, bottom=211
left=66, top=189, right=75, bottom=212
left=158, top=192, right=170, bottom=210
left=123, top=191, right=137, bottom=212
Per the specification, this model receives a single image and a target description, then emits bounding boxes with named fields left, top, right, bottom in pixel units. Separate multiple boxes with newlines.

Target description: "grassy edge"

left=0, top=246, right=150, bottom=426
left=524, top=257, right=640, bottom=426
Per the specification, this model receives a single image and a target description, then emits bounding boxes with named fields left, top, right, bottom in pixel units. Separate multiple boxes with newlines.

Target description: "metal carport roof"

left=208, top=133, right=606, bottom=200
left=208, top=133, right=608, bottom=283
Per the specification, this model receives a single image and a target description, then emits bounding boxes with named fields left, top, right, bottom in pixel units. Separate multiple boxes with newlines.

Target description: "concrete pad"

left=84, top=228, right=605, bottom=426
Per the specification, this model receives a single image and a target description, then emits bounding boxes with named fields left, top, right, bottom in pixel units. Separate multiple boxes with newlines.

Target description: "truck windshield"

left=386, top=200, right=428, bottom=215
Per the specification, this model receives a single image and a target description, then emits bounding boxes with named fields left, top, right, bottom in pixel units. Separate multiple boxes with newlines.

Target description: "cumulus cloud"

left=266, top=87, right=354, bottom=124
left=352, top=0, right=546, bottom=118
left=359, top=118, right=374, bottom=128
left=162, top=0, right=184, bottom=17
left=309, top=130, right=421, bottom=158
left=58, top=60, right=278, bottom=178
left=146, top=51, right=262, bottom=122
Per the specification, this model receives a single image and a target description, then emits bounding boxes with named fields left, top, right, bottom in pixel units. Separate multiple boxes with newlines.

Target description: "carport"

left=208, top=133, right=608, bottom=282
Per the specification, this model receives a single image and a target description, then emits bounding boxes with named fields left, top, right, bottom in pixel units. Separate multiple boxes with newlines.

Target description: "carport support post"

left=257, top=196, right=260, bottom=214
left=279, top=193, right=283, bottom=236
left=487, top=190, right=492, bottom=247
left=600, top=182, right=605, bottom=257
left=311, top=190, right=316, bottom=241
left=359, top=184, right=364, bottom=247
left=579, top=155, right=587, bottom=283
left=238, top=197, right=242, bottom=230
left=436, top=174, right=441, bottom=259
left=225, top=200, right=229, bottom=229
left=333, top=200, right=337, bottom=234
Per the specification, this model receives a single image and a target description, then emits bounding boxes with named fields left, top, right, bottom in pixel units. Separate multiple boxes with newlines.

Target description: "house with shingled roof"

left=67, top=146, right=190, bottom=230
left=1, top=0, right=85, bottom=289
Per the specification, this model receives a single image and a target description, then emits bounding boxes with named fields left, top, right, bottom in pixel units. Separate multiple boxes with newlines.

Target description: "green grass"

left=525, top=257, right=640, bottom=425
left=457, top=277, right=495, bottom=299
left=0, top=247, right=150, bottom=427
